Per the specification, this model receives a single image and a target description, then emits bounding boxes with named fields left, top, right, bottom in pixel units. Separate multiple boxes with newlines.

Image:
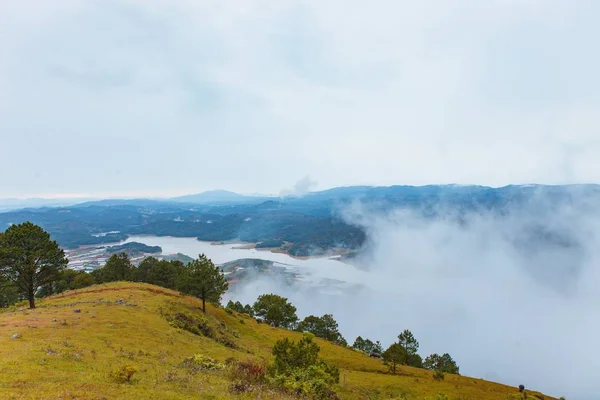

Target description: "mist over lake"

left=121, top=235, right=368, bottom=285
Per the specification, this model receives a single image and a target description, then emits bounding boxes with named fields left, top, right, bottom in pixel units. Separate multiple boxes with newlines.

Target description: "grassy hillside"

left=0, top=283, right=554, bottom=400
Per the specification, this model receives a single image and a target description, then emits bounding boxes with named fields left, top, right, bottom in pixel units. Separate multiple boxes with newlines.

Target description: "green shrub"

left=267, top=333, right=339, bottom=399
left=269, top=333, right=320, bottom=375
left=182, top=354, right=224, bottom=371
left=167, top=312, right=213, bottom=337
left=432, top=370, right=445, bottom=381
left=271, top=364, right=339, bottom=399
left=111, top=364, right=137, bottom=383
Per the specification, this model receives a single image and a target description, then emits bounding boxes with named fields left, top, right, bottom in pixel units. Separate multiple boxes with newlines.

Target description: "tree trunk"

left=202, top=297, right=206, bottom=313
left=28, top=289, right=36, bottom=309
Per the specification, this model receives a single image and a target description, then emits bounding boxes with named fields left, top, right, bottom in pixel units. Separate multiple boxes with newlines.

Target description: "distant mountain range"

left=170, top=190, right=272, bottom=204
left=2, top=184, right=599, bottom=255
left=4, top=184, right=599, bottom=211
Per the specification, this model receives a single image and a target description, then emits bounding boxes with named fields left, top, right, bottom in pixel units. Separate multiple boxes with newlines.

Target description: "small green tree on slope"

left=398, top=329, right=419, bottom=364
left=0, top=222, right=67, bottom=308
left=382, top=343, right=405, bottom=374
left=253, top=293, right=298, bottom=328
left=297, top=314, right=347, bottom=346
left=178, top=254, right=228, bottom=313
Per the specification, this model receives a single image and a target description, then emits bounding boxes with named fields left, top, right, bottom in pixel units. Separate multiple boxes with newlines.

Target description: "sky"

left=1, top=0, right=600, bottom=199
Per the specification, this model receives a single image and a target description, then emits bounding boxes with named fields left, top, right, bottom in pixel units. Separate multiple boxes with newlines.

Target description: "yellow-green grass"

left=0, top=282, right=555, bottom=400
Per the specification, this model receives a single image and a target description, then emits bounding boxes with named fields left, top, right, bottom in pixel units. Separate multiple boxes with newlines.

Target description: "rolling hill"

left=0, top=282, right=555, bottom=400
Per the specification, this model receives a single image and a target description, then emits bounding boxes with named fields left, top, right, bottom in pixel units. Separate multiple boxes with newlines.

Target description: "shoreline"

left=69, top=235, right=358, bottom=263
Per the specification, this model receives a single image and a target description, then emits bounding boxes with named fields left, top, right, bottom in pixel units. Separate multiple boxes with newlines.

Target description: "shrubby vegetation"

left=268, top=333, right=340, bottom=399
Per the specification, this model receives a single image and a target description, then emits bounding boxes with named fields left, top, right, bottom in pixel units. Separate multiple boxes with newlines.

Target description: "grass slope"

left=0, top=283, right=554, bottom=400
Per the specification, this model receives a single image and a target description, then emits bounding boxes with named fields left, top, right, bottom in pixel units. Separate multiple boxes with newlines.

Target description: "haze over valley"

left=2, top=1, right=600, bottom=399
left=3, top=184, right=600, bottom=398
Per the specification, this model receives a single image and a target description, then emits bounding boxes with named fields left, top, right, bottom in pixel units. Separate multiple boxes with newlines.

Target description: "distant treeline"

left=0, top=207, right=365, bottom=253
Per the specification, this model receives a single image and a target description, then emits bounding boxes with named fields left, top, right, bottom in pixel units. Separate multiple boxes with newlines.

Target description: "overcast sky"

left=1, top=0, right=599, bottom=199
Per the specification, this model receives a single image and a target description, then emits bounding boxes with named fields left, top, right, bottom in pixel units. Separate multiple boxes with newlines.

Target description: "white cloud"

left=229, top=195, right=600, bottom=399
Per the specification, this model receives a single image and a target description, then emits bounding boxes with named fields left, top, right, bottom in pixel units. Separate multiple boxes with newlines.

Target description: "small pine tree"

left=397, top=329, right=419, bottom=365
left=177, top=254, right=228, bottom=313
left=382, top=343, right=405, bottom=374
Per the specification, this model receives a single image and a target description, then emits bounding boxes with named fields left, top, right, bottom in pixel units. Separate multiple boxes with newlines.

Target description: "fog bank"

left=228, top=197, right=600, bottom=399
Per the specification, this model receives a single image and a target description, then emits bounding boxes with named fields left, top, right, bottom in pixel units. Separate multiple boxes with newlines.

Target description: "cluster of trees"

left=38, top=269, right=96, bottom=297
left=381, top=330, right=423, bottom=373
left=226, top=300, right=254, bottom=317
left=0, top=223, right=228, bottom=311
left=352, top=336, right=383, bottom=355
left=226, top=295, right=347, bottom=346
left=358, top=329, right=459, bottom=377
left=226, top=293, right=459, bottom=379
left=90, top=253, right=227, bottom=313
left=423, top=353, right=460, bottom=374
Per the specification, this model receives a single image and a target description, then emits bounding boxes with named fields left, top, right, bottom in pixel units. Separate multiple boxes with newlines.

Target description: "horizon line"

left=2, top=183, right=600, bottom=201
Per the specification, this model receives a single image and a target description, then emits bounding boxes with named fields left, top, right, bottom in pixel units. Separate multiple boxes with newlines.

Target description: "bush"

left=267, top=333, right=339, bottom=399
left=228, top=360, right=266, bottom=384
left=111, top=364, right=137, bottom=383
left=182, top=354, right=224, bottom=371
left=167, top=312, right=213, bottom=338
left=269, top=334, right=320, bottom=375
left=432, top=370, right=445, bottom=381
left=271, top=364, right=339, bottom=400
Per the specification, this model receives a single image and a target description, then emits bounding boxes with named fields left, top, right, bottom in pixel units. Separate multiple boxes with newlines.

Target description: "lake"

left=121, top=235, right=369, bottom=285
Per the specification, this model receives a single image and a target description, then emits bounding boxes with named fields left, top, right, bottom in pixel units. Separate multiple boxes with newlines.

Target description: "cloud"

left=228, top=193, right=600, bottom=399
left=1, top=1, right=600, bottom=197
left=279, top=175, right=318, bottom=197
